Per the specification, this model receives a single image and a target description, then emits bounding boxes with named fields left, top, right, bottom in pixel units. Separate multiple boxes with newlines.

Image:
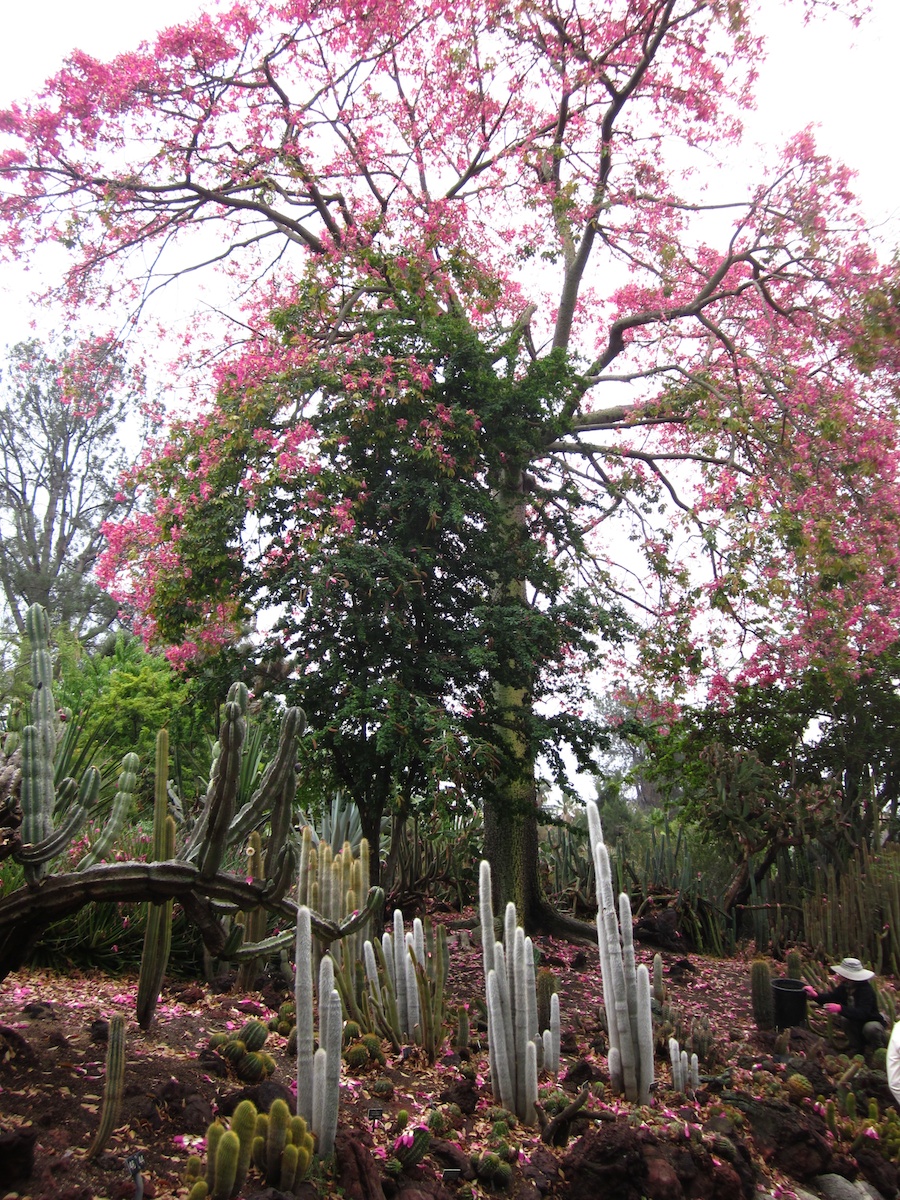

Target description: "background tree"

left=3, top=0, right=898, bottom=928
left=629, top=643, right=900, bottom=906
left=0, top=338, right=144, bottom=645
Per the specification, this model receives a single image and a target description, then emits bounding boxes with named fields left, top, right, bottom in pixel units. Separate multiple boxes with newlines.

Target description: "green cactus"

left=16, top=604, right=97, bottom=882
left=87, top=1013, right=126, bottom=1159
left=786, top=949, right=803, bottom=980
left=210, top=1130, right=240, bottom=1200
left=136, top=730, right=175, bottom=1030
left=751, top=959, right=775, bottom=1031
left=76, top=753, right=140, bottom=870
left=389, top=1125, right=431, bottom=1172
left=236, top=832, right=269, bottom=992
left=238, top=1019, right=269, bottom=1053
left=197, top=686, right=248, bottom=880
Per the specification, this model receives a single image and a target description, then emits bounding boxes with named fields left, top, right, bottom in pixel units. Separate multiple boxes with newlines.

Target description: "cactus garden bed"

left=2, top=925, right=899, bottom=1200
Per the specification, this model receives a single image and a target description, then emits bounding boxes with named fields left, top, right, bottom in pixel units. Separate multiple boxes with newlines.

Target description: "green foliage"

left=134, top=283, right=623, bottom=854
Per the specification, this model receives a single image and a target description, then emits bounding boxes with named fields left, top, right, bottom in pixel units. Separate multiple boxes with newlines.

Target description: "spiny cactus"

left=87, top=1013, right=126, bottom=1158
left=208, top=1021, right=276, bottom=1084
left=356, top=910, right=448, bottom=1062
left=751, top=959, right=775, bottom=1031
left=76, top=752, right=140, bottom=870
left=479, top=861, right=559, bottom=1124
left=295, top=904, right=342, bottom=1157
left=136, top=730, right=175, bottom=1030
left=386, top=1125, right=431, bottom=1175
left=585, top=800, right=654, bottom=1104
left=16, top=603, right=97, bottom=883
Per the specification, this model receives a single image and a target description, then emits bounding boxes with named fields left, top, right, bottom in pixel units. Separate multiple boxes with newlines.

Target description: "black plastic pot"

left=772, top=977, right=807, bottom=1030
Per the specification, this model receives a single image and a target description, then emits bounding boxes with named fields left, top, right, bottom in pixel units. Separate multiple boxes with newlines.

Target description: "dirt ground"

left=0, top=917, right=856, bottom=1200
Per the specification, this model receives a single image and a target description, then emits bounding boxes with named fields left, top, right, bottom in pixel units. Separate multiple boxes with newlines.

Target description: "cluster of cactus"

left=184, top=1098, right=313, bottom=1199
left=295, top=905, right=342, bottom=1157
left=0, top=604, right=388, bottom=998
left=469, top=1121, right=518, bottom=1190
left=298, top=831, right=372, bottom=960
left=14, top=603, right=99, bottom=884
left=86, top=1013, right=126, bottom=1159
left=801, top=845, right=900, bottom=976
left=425, top=1103, right=464, bottom=1136
left=76, top=752, right=140, bottom=870
left=479, top=860, right=561, bottom=1125
left=668, top=1037, right=700, bottom=1093
left=750, top=959, right=774, bottom=1031
left=385, top=1125, right=431, bottom=1176
left=585, top=799, right=654, bottom=1104
left=342, top=1019, right=387, bottom=1070
left=351, top=909, right=449, bottom=1062
left=208, top=1019, right=277, bottom=1083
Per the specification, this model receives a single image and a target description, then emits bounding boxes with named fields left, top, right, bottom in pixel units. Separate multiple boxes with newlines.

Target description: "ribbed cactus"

left=586, top=799, right=654, bottom=1105
left=751, top=959, right=775, bottom=1030
left=236, top=831, right=269, bottom=992
left=295, top=903, right=342, bottom=1157
left=357, top=910, right=448, bottom=1062
left=87, top=1013, right=126, bottom=1158
left=76, top=753, right=140, bottom=870
left=478, top=861, right=558, bottom=1124
left=16, top=603, right=96, bottom=883
left=196, top=685, right=248, bottom=880
left=136, top=730, right=175, bottom=1030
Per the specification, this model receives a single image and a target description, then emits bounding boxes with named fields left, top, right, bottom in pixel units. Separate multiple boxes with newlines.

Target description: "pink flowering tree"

left=3, top=0, right=899, bottom=930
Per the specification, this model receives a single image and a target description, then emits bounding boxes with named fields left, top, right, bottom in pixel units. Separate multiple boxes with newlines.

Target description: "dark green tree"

left=121, top=289, right=623, bottom=932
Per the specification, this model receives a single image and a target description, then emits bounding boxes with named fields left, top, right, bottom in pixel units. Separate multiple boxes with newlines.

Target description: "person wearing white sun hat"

left=803, top=958, right=887, bottom=1052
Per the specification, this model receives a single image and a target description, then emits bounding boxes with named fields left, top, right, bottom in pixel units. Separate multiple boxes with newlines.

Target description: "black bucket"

left=772, top=978, right=807, bottom=1030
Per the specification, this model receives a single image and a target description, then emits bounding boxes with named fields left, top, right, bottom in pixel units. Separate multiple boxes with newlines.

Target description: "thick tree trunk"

left=483, top=477, right=595, bottom=942
left=483, top=789, right=595, bottom=942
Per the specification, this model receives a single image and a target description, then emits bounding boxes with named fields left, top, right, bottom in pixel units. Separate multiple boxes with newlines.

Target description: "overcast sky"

left=0, top=0, right=897, bottom=346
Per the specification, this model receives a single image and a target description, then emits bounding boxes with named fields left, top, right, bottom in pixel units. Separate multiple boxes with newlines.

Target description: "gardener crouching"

left=804, top=957, right=888, bottom=1052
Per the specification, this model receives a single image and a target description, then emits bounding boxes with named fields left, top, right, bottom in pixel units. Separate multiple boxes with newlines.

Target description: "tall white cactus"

left=294, top=904, right=342, bottom=1156
left=586, top=799, right=654, bottom=1105
left=478, top=861, right=560, bottom=1124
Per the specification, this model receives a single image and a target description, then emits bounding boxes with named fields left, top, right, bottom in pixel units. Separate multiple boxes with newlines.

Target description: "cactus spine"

left=136, top=730, right=175, bottom=1030
left=87, top=1013, right=126, bottom=1158
left=586, top=799, right=654, bottom=1104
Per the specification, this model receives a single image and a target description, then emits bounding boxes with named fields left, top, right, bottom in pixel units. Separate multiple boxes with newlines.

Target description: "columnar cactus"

left=586, top=799, right=654, bottom=1105
left=76, top=752, right=140, bottom=870
left=136, top=730, right=175, bottom=1030
left=16, top=603, right=97, bottom=883
left=87, top=1013, right=126, bottom=1158
left=478, top=861, right=559, bottom=1124
left=294, top=903, right=342, bottom=1157
left=751, top=959, right=775, bottom=1030
left=358, top=910, right=448, bottom=1061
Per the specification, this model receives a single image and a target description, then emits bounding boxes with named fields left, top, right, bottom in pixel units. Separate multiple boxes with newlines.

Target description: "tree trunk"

left=483, top=477, right=595, bottom=942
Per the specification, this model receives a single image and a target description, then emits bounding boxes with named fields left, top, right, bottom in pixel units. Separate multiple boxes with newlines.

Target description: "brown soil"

left=0, top=920, right=884, bottom=1200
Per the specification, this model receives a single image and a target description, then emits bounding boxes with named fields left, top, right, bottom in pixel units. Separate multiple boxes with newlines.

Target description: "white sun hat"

left=832, top=957, right=875, bottom=981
